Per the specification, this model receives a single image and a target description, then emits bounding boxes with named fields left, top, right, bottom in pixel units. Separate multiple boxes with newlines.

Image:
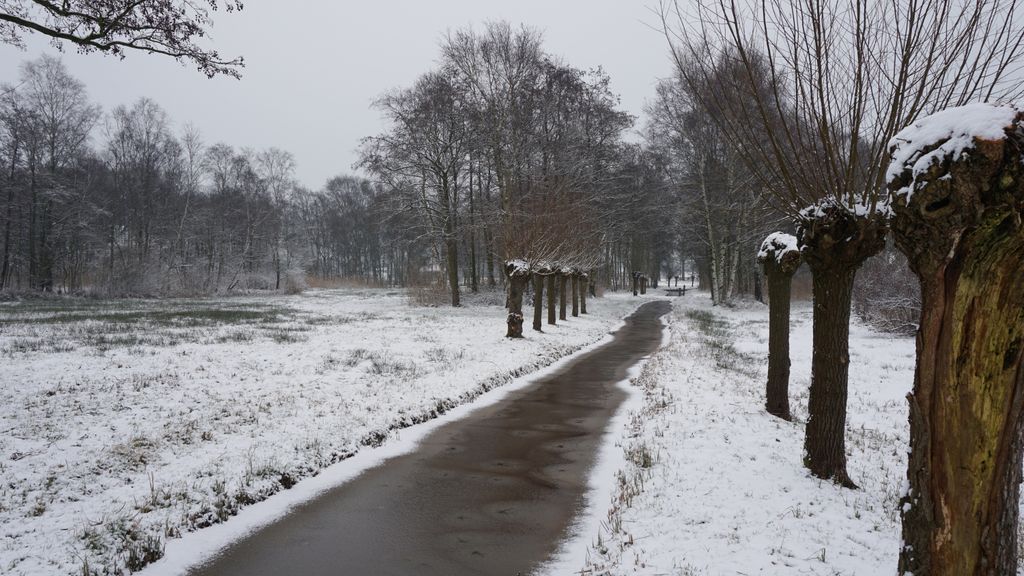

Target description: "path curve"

left=189, top=300, right=671, bottom=576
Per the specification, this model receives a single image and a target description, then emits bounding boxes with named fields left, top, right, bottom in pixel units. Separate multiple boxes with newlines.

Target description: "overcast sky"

left=0, top=1, right=673, bottom=189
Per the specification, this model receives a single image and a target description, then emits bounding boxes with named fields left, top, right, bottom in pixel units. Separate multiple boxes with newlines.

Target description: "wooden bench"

left=664, top=287, right=687, bottom=296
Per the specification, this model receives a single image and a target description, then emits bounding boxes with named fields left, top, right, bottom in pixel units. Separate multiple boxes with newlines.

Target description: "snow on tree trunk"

left=798, top=201, right=888, bottom=488
left=758, top=233, right=802, bottom=421
left=505, top=260, right=530, bottom=338
left=887, top=103, right=1024, bottom=576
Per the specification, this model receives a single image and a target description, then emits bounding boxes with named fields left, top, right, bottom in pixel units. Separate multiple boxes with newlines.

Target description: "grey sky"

left=0, top=1, right=673, bottom=189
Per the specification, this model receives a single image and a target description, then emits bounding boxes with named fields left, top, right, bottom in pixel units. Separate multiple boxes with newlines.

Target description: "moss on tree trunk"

left=889, top=109, right=1024, bottom=576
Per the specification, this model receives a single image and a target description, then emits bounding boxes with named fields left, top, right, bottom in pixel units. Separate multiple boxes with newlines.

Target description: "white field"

left=0, top=288, right=643, bottom=576
left=574, top=291, right=928, bottom=575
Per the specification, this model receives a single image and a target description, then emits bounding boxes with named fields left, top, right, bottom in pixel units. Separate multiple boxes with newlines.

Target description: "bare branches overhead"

left=660, top=0, right=1024, bottom=214
left=0, top=0, right=244, bottom=78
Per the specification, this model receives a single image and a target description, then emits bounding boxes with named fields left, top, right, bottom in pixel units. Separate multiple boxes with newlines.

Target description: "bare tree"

left=255, top=147, right=296, bottom=290
left=360, top=71, right=470, bottom=307
left=20, top=54, right=100, bottom=291
left=662, top=0, right=1024, bottom=487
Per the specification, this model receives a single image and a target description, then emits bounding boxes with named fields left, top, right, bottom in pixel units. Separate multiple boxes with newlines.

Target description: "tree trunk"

left=798, top=204, right=887, bottom=489
left=558, top=273, right=567, bottom=320
left=759, top=236, right=801, bottom=422
left=0, top=174, right=14, bottom=290
left=532, top=272, right=544, bottom=332
left=764, top=262, right=796, bottom=420
left=546, top=273, right=556, bottom=325
left=803, top=266, right=857, bottom=487
left=888, top=108, right=1024, bottom=576
left=571, top=274, right=579, bottom=317
left=506, top=265, right=529, bottom=338
left=580, top=275, right=588, bottom=314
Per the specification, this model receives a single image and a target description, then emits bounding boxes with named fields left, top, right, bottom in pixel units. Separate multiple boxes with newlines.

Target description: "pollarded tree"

left=757, top=232, right=800, bottom=421
left=505, top=259, right=529, bottom=338
left=0, top=0, right=244, bottom=78
left=887, top=103, right=1024, bottom=576
left=663, top=0, right=1024, bottom=487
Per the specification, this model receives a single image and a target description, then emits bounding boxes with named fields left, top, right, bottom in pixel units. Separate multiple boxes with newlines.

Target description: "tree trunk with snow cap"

left=758, top=232, right=802, bottom=421
left=798, top=201, right=888, bottom=488
left=888, top=103, right=1024, bottom=576
left=505, top=260, right=530, bottom=338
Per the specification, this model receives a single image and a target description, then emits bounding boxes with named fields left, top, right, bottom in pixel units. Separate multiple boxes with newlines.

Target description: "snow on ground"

left=0, top=287, right=642, bottom=576
left=573, top=291, right=921, bottom=575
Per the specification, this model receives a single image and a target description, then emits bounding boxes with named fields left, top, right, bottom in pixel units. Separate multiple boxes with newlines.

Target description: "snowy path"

left=181, top=300, right=671, bottom=576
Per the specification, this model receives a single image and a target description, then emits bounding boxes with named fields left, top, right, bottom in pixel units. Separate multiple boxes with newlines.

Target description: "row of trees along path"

left=663, top=0, right=1024, bottom=572
left=505, top=260, right=592, bottom=338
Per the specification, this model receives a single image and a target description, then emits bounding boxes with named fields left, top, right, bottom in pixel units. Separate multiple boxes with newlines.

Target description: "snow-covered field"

left=0, top=288, right=642, bottom=576
left=577, top=291, right=924, bottom=575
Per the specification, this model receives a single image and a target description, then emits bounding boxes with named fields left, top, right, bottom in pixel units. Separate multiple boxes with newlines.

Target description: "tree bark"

left=799, top=204, right=887, bottom=488
left=571, top=273, right=579, bottom=317
left=532, top=272, right=544, bottom=332
left=558, top=273, right=567, bottom=321
left=889, top=111, right=1024, bottom=576
left=803, top=265, right=856, bottom=487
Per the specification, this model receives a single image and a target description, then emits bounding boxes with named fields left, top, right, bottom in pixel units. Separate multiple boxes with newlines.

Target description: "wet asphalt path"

left=189, top=300, right=671, bottom=576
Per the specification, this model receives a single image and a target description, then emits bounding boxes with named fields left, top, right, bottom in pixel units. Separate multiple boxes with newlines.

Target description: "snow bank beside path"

left=0, top=288, right=644, bottom=576
left=572, top=292, right=922, bottom=575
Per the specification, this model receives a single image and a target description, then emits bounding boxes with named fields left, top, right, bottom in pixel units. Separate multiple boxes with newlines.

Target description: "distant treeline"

left=0, top=56, right=424, bottom=295
left=0, top=24, right=802, bottom=301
